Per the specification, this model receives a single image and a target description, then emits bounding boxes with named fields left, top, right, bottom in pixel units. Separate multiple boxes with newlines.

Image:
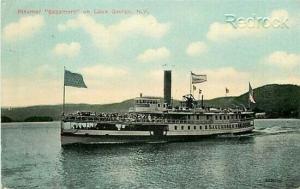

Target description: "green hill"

left=1, top=84, right=300, bottom=121
left=204, top=84, right=300, bottom=118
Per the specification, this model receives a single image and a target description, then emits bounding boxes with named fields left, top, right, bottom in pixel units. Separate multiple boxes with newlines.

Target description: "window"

left=197, top=115, right=200, bottom=120
left=209, top=125, right=212, bottom=129
left=181, top=126, right=184, bottom=130
left=227, top=115, right=230, bottom=119
left=174, top=126, right=177, bottom=130
left=200, top=126, right=202, bottom=130
left=158, top=104, right=161, bottom=107
left=220, top=115, right=222, bottom=120
left=215, top=115, right=218, bottom=120
left=194, top=126, right=196, bottom=130
left=205, top=125, right=207, bottom=129
left=187, top=115, right=190, bottom=119
left=206, top=115, right=210, bottom=120
left=188, top=126, right=190, bottom=130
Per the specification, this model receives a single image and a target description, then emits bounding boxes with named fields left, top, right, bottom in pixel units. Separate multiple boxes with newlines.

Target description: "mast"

left=61, top=66, right=66, bottom=133
left=190, top=71, right=192, bottom=95
left=62, top=66, right=66, bottom=117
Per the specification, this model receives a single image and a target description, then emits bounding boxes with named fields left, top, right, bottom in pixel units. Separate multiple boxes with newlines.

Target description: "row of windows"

left=188, top=114, right=241, bottom=120
left=136, top=100, right=159, bottom=104
left=174, top=123, right=249, bottom=130
left=215, top=114, right=240, bottom=120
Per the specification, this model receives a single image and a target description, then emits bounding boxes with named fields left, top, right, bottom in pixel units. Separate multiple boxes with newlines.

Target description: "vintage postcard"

left=1, top=0, right=300, bottom=188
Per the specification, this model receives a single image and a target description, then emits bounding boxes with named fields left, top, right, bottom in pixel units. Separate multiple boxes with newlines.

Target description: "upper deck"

left=63, top=108, right=254, bottom=126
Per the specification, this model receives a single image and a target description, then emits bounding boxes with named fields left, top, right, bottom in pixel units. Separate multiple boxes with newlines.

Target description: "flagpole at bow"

left=62, top=66, right=66, bottom=117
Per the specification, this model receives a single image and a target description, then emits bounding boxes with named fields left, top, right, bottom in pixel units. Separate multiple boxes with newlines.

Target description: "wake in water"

left=254, top=125, right=300, bottom=135
left=218, top=120, right=300, bottom=138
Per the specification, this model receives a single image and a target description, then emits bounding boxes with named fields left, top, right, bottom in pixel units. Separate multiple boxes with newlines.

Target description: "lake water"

left=1, top=119, right=300, bottom=189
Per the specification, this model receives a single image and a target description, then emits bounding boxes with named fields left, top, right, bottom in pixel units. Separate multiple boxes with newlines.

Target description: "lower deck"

left=61, top=120, right=254, bottom=145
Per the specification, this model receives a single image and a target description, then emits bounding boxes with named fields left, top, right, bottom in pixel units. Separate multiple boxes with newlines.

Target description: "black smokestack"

left=164, top=70, right=172, bottom=106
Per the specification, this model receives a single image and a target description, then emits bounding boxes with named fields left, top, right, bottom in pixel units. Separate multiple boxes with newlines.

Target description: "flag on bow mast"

left=62, top=68, right=87, bottom=117
left=64, top=70, right=87, bottom=88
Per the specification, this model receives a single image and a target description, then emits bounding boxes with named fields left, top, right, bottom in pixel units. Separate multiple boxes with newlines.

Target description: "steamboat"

left=61, top=70, right=255, bottom=145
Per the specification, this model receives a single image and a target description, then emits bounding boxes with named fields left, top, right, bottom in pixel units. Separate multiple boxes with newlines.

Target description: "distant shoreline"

left=2, top=84, right=300, bottom=121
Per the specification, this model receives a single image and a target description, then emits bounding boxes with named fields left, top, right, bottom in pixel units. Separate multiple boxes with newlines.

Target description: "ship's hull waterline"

left=61, top=126, right=254, bottom=145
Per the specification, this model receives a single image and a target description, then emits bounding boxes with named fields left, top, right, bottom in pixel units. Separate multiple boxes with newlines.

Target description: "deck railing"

left=63, top=116, right=253, bottom=125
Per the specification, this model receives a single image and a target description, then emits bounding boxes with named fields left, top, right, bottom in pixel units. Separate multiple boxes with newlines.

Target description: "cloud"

left=53, top=42, right=81, bottom=58
left=3, top=15, right=45, bottom=42
left=207, top=9, right=289, bottom=42
left=81, top=64, right=128, bottom=78
left=137, top=47, right=170, bottom=63
left=264, top=51, right=300, bottom=68
left=58, top=14, right=170, bottom=49
left=186, top=41, right=207, bottom=56
left=207, top=22, right=257, bottom=41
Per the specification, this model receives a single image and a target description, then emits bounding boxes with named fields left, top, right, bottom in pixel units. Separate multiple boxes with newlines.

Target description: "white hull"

left=61, top=125, right=254, bottom=145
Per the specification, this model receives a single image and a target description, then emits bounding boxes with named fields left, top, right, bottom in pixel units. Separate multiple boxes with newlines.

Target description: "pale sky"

left=2, top=0, right=300, bottom=107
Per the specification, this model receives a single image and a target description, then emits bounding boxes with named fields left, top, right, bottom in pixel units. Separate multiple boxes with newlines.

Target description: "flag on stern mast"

left=249, top=83, right=256, bottom=103
left=64, top=70, right=87, bottom=88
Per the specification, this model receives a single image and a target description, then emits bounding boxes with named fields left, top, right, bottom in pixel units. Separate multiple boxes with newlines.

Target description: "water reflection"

left=60, top=137, right=255, bottom=188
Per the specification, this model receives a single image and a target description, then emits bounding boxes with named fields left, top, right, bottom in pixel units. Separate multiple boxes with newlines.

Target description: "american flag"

left=64, top=70, right=87, bottom=88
